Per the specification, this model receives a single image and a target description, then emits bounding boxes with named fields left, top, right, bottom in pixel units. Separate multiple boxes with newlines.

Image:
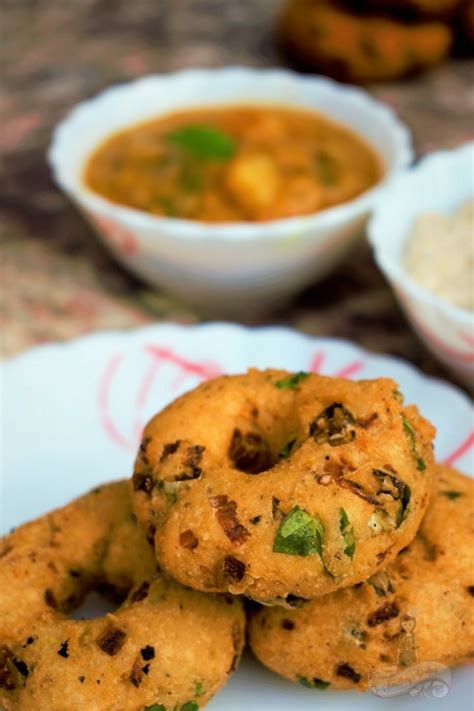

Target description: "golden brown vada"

left=248, top=464, right=474, bottom=690
left=0, top=482, right=245, bottom=711
left=131, top=369, right=435, bottom=604
left=278, top=0, right=452, bottom=82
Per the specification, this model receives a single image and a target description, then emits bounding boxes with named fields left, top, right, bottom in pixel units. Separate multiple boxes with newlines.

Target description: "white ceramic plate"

left=1, top=323, right=473, bottom=710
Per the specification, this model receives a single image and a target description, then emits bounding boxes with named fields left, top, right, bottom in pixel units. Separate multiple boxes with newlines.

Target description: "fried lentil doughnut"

left=278, top=0, right=452, bottom=82
left=0, top=482, right=245, bottom=711
left=131, top=369, right=435, bottom=605
left=249, top=464, right=474, bottom=690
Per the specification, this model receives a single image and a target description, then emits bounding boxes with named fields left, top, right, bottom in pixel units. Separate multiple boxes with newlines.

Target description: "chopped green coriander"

left=402, top=415, right=426, bottom=471
left=278, top=438, right=296, bottom=459
left=143, top=705, right=166, bottom=711
left=181, top=702, right=199, bottom=711
left=275, top=372, right=310, bottom=390
left=298, top=676, right=330, bottom=689
left=273, top=507, right=324, bottom=557
left=194, top=681, right=204, bottom=697
left=393, top=389, right=404, bottom=403
left=441, top=490, right=463, bottom=500
left=396, top=484, right=412, bottom=528
left=166, top=125, right=236, bottom=160
left=315, top=150, right=337, bottom=186
left=339, top=508, right=356, bottom=558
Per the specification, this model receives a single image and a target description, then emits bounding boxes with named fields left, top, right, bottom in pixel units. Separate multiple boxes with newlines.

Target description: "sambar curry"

left=84, top=105, right=382, bottom=223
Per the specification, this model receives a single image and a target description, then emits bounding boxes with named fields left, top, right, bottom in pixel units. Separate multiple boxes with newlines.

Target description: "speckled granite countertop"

left=2, top=0, right=473, bottom=389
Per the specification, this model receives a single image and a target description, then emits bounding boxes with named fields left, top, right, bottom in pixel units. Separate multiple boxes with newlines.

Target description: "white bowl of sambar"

left=48, top=67, right=413, bottom=315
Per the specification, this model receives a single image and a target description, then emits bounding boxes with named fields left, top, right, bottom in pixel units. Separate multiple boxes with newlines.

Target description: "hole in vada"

left=69, top=589, right=125, bottom=620
left=228, top=420, right=300, bottom=475
left=55, top=577, right=131, bottom=621
left=228, top=428, right=272, bottom=474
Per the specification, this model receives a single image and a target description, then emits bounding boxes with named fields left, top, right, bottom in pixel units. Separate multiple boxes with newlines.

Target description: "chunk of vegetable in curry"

left=84, top=105, right=382, bottom=223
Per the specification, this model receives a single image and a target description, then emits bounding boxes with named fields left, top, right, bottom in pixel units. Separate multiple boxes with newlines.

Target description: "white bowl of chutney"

left=48, top=67, right=413, bottom=316
left=369, top=142, right=474, bottom=387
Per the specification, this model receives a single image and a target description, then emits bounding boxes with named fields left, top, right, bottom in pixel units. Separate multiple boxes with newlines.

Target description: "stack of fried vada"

left=0, top=481, right=245, bottom=711
left=249, top=463, right=474, bottom=690
left=1, top=368, right=472, bottom=709
left=278, top=0, right=472, bottom=82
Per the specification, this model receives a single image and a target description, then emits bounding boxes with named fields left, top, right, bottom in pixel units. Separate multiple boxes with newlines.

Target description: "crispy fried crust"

left=131, top=369, right=435, bottom=603
left=249, top=465, right=474, bottom=690
left=278, top=0, right=452, bottom=82
left=0, top=482, right=245, bottom=711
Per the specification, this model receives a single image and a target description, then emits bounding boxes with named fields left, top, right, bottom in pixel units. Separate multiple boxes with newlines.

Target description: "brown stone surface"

left=1, top=1, right=473, bottom=389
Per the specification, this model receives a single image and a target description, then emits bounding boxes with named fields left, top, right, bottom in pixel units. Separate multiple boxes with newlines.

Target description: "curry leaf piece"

left=275, top=372, right=310, bottom=390
left=339, top=508, right=356, bottom=558
left=166, top=125, right=236, bottom=160
left=273, top=506, right=324, bottom=557
left=299, top=676, right=330, bottom=689
left=396, top=484, right=411, bottom=528
left=402, top=415, right=426, bottom=471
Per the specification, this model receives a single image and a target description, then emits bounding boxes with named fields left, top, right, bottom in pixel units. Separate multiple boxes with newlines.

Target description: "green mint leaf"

left=441, top=490, right=463, bottom=500
left=278, top=438, right=296, bottom=459
left=340, top=507, right=349, bottom=529
left=166, top=125, right=236, bottom=160
left=339, top=508, right=356, bottom=558
left=273, top=507, right=324, bottom=557
left=275, top=372, right=310, bottom=390
left=299, top=676, right=330, bottom=689
left=402, top=415, right=425, bottom=472
left=396, top=484, right=411, bottom=528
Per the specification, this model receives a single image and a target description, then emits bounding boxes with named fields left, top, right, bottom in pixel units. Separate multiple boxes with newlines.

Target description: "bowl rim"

left=48, top=66, right=413, bottom=241
left=368, top=141, right=474, bottom=327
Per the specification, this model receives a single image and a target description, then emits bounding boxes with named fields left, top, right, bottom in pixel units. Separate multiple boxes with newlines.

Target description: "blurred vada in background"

left=278, top=0, right=473, bottom=83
